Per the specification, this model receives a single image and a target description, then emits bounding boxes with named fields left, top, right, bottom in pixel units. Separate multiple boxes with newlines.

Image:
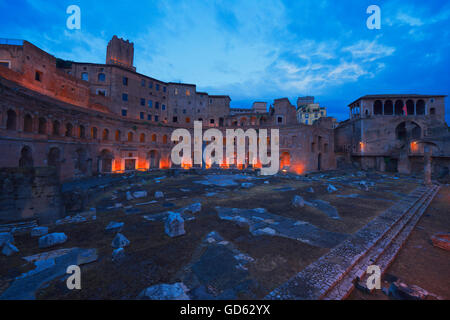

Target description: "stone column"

left=424, top=146, right=432, bottom=185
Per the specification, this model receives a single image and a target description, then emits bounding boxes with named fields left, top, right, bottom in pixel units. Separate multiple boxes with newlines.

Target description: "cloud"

left=342, top=40, right=396, bottom=62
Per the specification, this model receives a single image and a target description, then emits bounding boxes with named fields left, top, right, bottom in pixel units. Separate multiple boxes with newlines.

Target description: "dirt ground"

left=348, top=185, right=450, bottom=300
left=0, top=169, right=428, bottom=300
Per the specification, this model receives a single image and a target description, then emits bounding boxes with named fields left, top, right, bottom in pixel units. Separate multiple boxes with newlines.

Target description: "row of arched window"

left=5, top=109, right=170, bottom=144
left=373, top=99, right=428, bottom=116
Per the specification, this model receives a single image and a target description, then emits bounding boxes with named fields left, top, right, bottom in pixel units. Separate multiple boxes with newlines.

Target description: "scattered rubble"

left=241, top=182, right=254, bottom=189
left=38, top=233, right=68, bottom=248
left=133, top=191, right=147, bottom=199
left=327, top=184, right=338, bottom=193
left=165, top=212, right=186, bottom=238
left=389, top=280, right=432, bottom=300
left=0, top=232, right=14, bottom=247
left=2, top=241, right=19, bottom=256
left=181, top=202, right=202, bottom=214
left=112, top=247, right=125, bottom=261
left=105, top=221, right=124, bottom=233
left=0, top=248, right=98, bottom=299
left=138, top=283, right=190, bottom=300
left=292, top=195, right=305, bottom=208
left=111, top=233, right=130, bottom=248
left=31, top=227, right=48, bottom=237
left=431, top=233, right=450, bottom=251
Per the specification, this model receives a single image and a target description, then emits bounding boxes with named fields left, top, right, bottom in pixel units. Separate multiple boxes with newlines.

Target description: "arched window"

left=396, top=122, right=407, bottom=141
left=6, top=110, right=17, bottom=130
left=374, top=100, right=383, bottom=115
left=115, top=130, right=121, bottom=142
left=394, top=100, right=403, bottom=115
left=91, top=127, right=98, bottom=139
left=79, top=125, right=86, bottom=138
left=98, top=73, right=105, bottom=82
left=406, top=100, right=415, bottom=115
left=384, top=100, right=393, bottom=115
left=24, top=114, right=33, bottom=132
left=152, top=134, right=157, bottom=142
left=52, top=120, right=60, bottom=136
left=139, top=133, right=145, bottom=143
left=163, top=135, right=168, bottom=144
left=38, top=117, right=47, bottom=134
left=416, top=100, right=425, bottom=115
left=19, top=146, right=33, bottom=168
left=102, top=128, right=109, bottom=140
left=65, top=123, right=73, bottom=137
left=128, top=132, right=134, bottom=142
left=280, top=152, right=291, bottom=168
left=412, top=124, right=422, bottom=139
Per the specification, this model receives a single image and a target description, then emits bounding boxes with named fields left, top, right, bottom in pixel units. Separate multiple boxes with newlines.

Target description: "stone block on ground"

left=327, top=184, right=338, bottom=193
left=0, top=232, right=14, bottom=247
left=105, top=221, right=124, bottom=233
left=133, top=191, right=147, bottom=199
left=165, top=212, right=186, bottom=238
left=2, top=241, right=19, bottom=256
left=155, top=191, right=164, bottom=199
left=38, top=233, right=68, bottom=248
left=138, top=282, right=190, bottom=300
left=111, top=233, right=130, bottom=248
left=112, top=247, right=125, bottom=261
left=388, top=280, right=431, bottom=300
left=431, top=233, right=450, bottom=251
left=182, top=202, right=202, bottom=214
left=31, top=227, right=48, bottom=237
left=292, top=195, right=305, bottom=208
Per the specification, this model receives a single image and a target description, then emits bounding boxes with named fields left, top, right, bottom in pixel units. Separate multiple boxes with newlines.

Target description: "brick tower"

left=106, top=35, right=135, bottom=71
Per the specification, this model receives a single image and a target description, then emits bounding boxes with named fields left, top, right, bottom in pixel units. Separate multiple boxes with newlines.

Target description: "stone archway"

left=6, top=109, right=17, bottom=130
left=75, top=148, right=89, bottom=176
left=99, top=149, right=113, bottom=173
left=48, top=147, right=61, bottom=177
left=19, top=146, right=33, bottom=168
left=396, top=121, right=422, bottom=142
left=280, top=152, right=291, bottom=169
left=148, top=150, right=160, bottom=169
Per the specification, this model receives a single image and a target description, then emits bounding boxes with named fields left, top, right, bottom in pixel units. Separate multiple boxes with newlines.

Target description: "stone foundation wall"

left=0, top=167, right=64, bottom=224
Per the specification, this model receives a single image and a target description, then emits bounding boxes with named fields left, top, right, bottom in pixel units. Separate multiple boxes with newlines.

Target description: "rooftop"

left=349, top=94, right=447, bottom=106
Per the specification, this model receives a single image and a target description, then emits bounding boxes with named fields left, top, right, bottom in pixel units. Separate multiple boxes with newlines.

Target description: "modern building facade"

left=296, top=96, right=328, bottom=125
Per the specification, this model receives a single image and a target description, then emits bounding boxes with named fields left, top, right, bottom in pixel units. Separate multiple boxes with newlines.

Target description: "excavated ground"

left=0, top=169, right=434, bottom=300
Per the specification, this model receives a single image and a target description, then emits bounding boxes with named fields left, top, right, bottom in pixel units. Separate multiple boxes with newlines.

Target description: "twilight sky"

left=1, top=0, right=449, bottom=122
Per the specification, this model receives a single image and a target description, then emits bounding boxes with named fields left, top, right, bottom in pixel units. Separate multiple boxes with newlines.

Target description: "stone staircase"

left=266, top=184, right=440, bottom=300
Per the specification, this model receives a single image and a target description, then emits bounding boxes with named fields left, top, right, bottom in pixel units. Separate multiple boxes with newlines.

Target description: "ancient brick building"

left=335, top=94, right=449, bottom=175
left=0, top=37, right=336, bottom=184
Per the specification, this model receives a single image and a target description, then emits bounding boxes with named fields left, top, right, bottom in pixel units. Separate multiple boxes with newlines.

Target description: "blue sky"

left=1, top=0, right=449, bottom=122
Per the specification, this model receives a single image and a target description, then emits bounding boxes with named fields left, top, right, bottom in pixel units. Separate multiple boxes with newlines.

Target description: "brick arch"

left=102, top=128, right=109, bottom=140
left=19, top=145, right=33, bottom=168
left=38, top=116, right=47, bottom=134
left=65, top=122, right=73, bottom=137
left=23, top=113, right=33, bottom=132
left=6, top=109, right=17, bottom=130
